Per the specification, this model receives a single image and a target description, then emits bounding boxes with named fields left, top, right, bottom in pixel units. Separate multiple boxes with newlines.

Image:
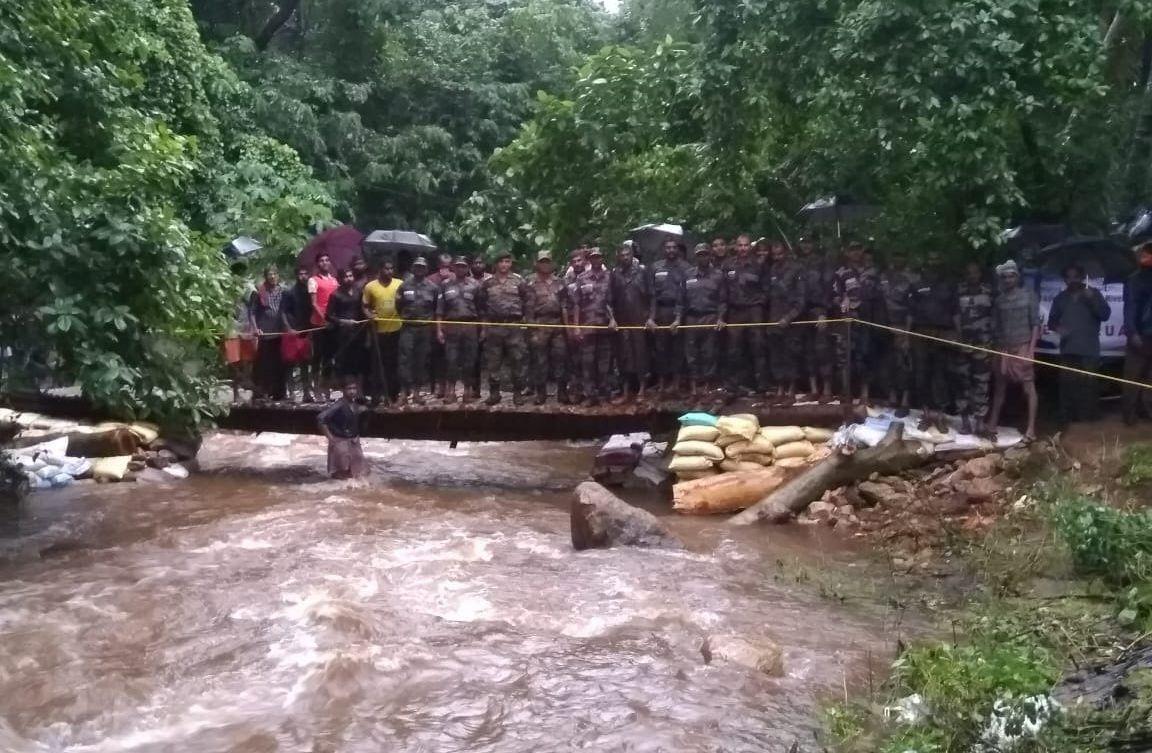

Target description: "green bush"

left=1121, top=443, right=1152, bottom=487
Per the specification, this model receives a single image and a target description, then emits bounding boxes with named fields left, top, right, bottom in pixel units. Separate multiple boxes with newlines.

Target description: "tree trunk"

left=728, top=423, right=932, bottom=525
left=254, top=0, right=300, bottom=51
left=672, top=467, right=789, bottom=515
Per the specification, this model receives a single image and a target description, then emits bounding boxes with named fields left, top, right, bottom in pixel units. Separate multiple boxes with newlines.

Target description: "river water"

left=0, top=433, right=899, bottom=752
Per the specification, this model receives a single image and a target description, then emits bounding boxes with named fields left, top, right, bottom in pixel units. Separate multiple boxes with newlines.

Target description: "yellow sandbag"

left=774, top=456, right=807, bottom=469
left=672, top=441, right=725, bottom=461
left=716, top=415, right=759, bottom=441
left=716, top=433, right=745, bottom=449
left=673, top=468, right=788, bottom=515
left=669, top=455, right=717, bottom=472
left=677, top=468, right=720, bottom=481
left=802, top=426, right=834, bottom=443
left=720, top=459, right=766, bottom=473
left=129, top=422, right=160, bottom=445
left=740, top=453, right=775, bottom=466
left=92, top=455, right=132, bottom=481
left=677, top=425, right=720, bottom=443
left=728, top=439, right=774, bottom=458
left=758, top=426, right=805, bottom=445
left=774, top=440, right=815, bottom=459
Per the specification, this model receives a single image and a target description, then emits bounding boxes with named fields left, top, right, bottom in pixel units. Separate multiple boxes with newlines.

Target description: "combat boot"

left=557, top=384, right=571, bottom=405
left=484, top=381, right=502, bottom=406
left=533, top=385, right=547, bottom=405
left=512, top=383, right=526, bottom=406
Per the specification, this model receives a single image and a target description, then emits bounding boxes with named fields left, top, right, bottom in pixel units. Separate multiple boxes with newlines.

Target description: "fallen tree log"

left=729, top=423, right=933, bottom=525
left=672, top=467, right=790, bottom=515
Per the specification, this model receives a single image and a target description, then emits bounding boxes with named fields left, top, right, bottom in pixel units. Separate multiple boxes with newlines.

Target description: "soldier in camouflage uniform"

left=610, top=242, right=652, bottom=403
left=829, top=240, right=882, bottom=403
left=877, top=251, right=919, bottom=416
left=796, top=236, right=833, bottom=399
left=765, top=240, right=807, bottom=404
left=436, top=257, right=482, bottom=404
left=722, top=234, right=769, bottom=395
left=524, top=250, right=570, bottom=405
left=478, top=251, right=529, bottom=406
left=649, top=238, right=692, bottom=396
left=572, top=248, right=615, bottom=406
left=955, top=261, right=994, bottom=434
left=395, top=257, right=440, bottom=405
left=678, top=244, right=726, bottom=400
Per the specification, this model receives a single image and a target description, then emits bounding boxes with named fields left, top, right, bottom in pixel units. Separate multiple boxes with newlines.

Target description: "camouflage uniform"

left=478, top=273, right=528, bottom=391
left=524, top=272, right=569, bottom=391
left=830, top=262, right=882, bottom=395
left=649, top=257, right=692, bottom=381
left=610, top=262, right=652, bottom=381
left=679, top=265, right=726, bottom=382
left=722, top=255, right=769, bottom=392
left=955, top=281, right=993, bottom=419
left=877, top=269, right=919, bottom=397
left=765, top=257, right=807, bottom=388
left=438, top=276, right=481, bottom=389
left=573, top=267, right=613, bottom=398
left=396, top=277, right=440, bottom=391
left=798, top=254, right=833, bottom=383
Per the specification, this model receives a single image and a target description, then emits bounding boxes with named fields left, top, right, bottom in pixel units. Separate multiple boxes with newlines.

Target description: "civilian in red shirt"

left=308, top=253, right=339, bottom=400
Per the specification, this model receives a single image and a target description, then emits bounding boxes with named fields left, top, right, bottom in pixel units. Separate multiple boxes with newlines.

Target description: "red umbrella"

left=296, top=225, right=365, bottom=272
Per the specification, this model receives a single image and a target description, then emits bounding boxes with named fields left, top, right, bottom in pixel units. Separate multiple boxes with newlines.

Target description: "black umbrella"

left=797, top=195, right=877, bottom=239
left=1036, top=237, right=1135, bottom=283
left=363, top=229, right=437, bottom=273
left=629, top=223, right=688, bottom=263
left=1000, top=224, right=1072, bottom=252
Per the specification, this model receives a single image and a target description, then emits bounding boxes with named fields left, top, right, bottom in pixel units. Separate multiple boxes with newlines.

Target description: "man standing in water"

left=318, top=380, right=366, bottom=479
left=987, top=260, right=1041, bottom=441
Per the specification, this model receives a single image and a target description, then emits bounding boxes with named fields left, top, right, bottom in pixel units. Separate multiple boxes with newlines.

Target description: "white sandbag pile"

left=669, top=412, right=836, bottom=513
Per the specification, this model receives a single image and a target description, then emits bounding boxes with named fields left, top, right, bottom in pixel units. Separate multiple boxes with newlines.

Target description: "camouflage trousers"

left=912, top=327, right=954, bottom=411
left=529, top=324, right=568, bottom=388
left=484, top=323, right=527, bottom=388
left=443, top=322, right=480, bottom=388
left=651, top=304, right=682, bottom=379
left=683, top=314, right=719, bottom=381
left=725, top=305, right=768, bottom=391
left=398, top=323, right=433, bottom=391
left=579, top=331, right=614, bottom=397
left=954, top=340, right=992, bottom=419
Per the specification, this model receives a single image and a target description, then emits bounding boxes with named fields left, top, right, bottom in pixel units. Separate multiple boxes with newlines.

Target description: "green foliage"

left=0, top=0, right=333, bottom=427
left=1120, top=442, right=1152, bottom=487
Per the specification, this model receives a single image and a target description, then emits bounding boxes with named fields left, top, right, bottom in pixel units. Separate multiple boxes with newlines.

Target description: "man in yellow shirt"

left=362, top=260, right=403, bottom=405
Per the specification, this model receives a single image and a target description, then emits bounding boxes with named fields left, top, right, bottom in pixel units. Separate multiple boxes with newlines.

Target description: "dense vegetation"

left=6, top=0, right=1152, bottom=424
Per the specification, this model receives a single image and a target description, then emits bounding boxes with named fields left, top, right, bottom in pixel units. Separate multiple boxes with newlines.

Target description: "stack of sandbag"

left=669, top=414, right=725, bottom=482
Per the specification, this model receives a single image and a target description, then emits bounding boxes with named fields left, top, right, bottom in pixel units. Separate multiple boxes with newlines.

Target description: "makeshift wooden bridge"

left=2, top=391, right=861, bottom=442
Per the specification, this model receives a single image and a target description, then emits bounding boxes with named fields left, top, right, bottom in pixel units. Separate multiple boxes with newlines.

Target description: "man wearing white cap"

left=986, top=260, right=1040, bottom=441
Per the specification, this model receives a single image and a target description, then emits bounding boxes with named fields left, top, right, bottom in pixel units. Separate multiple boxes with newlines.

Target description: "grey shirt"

left=1048, top=285, right=1111, bottom=357
left=992, top=286, right=1040, bottom=348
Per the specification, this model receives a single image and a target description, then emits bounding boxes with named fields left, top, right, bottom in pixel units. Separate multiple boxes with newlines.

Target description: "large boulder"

left=570, top=481, right=681, bottom=550
left=701, top=634, right=784, bottom=676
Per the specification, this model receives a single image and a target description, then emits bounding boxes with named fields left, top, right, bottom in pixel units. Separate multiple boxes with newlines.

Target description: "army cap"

left=452, top=256, right=469, bottom=266
left=411, top=256, right=428, bottom=268
left=587, top=247, right=604, bottom=257
left=536, top=250, right=553, bottom=262
left=694, top=243, right=710, bottom=256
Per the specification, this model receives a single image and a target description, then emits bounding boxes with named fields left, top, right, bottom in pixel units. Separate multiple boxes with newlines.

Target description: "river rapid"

left=0, top=432, right=898, bottom=752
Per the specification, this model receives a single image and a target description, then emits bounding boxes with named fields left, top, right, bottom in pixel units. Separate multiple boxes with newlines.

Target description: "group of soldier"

left=339, top=233, right=1039, bottom=440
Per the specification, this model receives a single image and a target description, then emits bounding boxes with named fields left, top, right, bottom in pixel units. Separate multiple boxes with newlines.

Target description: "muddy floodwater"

left=0, top=433, right=900, bottom=752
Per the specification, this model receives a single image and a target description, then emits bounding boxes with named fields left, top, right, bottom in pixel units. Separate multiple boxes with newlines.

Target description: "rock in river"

left=570, top=481, right=682, bottom=550
left=701, top=634, right=784, bottom=676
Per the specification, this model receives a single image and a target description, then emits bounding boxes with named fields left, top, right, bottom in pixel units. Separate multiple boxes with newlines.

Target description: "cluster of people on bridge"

left=228, top=232, right=1141, bottom=442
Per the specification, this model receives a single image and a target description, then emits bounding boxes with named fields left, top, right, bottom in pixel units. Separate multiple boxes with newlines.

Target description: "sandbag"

left=802, top=426, right=834, bottom=443
left=716, top=434, right=745, bottom=449
left=717, top=415, right=759, bottom=441
left=740, top=453, right=774, bottom=466
left=774, top=440, right=815, bottom=460
left=726, top=437, right=775, bottom=458
left=774, top=457, right=808, bottom=469
left=677, top=425, right=720, bottom=443
left=678, top=412, right=718, bottom=427
left=720, top=459, right=768, bottom=473
left=668, top=455, right=717, bottom=472
left=92, top=455, right=132, bottom=482
left=673, top=468, right=789, bottom=515
left=758, top=426, right=805, bottom=445
left=671, top=441, right=724, bottom=460
left=128, top=422, right=160, bottom=445
left=676, top=469, right=720, bottom=481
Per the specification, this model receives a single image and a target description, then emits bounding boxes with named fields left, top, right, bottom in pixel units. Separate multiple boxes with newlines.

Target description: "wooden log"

left=729, top=423, right=932, bottom=525
left=672, top=467, right=790, bottom=515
